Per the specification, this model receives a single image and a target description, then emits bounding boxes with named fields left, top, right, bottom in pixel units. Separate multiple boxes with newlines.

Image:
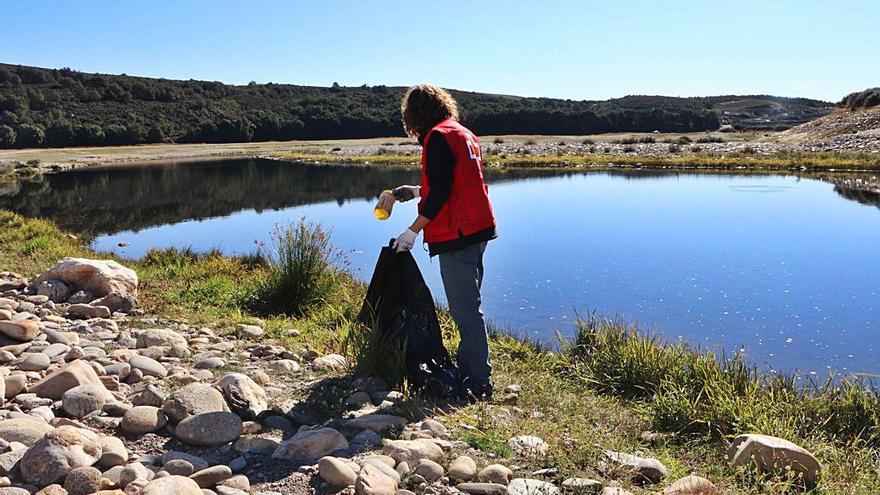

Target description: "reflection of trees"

left=0, top=160, right=561, bottom=235
left=834, top=186, right=880, bottom=210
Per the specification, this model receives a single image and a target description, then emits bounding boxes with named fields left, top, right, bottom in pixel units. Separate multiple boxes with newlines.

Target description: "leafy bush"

left=15, top=123, right=44, bottom=147
left=667, top=143, right=681, bottom=153
left=0, top=125, right=15, bottom=147
left=696, top=135, right=724, bottom=143
left=493, top=137, right=505, bottom=144
left=676, top=136, right=692, bottom=144
left=242, top=220, right=343, bottom=317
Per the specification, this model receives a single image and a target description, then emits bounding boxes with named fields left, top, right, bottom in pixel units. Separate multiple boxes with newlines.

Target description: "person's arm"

left=394, top=131, right=455, bottom=251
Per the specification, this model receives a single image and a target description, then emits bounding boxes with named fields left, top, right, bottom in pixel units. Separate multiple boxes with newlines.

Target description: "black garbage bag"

left=357, top=241, right=462, bottom=397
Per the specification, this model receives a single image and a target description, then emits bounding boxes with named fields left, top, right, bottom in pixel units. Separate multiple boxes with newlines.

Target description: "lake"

left=4, top=158, right=879, bottom=375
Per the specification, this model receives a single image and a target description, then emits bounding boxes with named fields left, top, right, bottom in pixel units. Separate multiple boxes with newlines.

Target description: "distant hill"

left=0, top=63, right=832, bottom=148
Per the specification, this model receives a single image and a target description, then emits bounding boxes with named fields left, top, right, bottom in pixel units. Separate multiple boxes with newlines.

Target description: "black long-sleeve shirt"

left=420, top=130, right=497, bottom=256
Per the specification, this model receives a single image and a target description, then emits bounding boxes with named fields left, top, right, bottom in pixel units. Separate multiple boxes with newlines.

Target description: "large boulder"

left=20, top=426, right=103, bottom=486
left=31, top=258, right=138, bottom=301
left=215, top=373, right=267, bottom=419
left=0, top=417, right=55, bottom=446
left=0, top=320, right=40, bottom=342
left=728, top=434, right=821, bottom=486
left=382, top=439, right=444, bottom=464
left=141, top=475, right=202, bottom=495
left=136, top=329, right=188, bottom=349
left=174, top=411, right=242, bottom=446
left=663, top=475, right=718, bottom=494
left=601, top=450, right=668, bottom=484
left=272, top=427, right=349, bottom=461
left=508, top=478, right=559, bottom=495
left=162, top=383, right=228, bottom=423
left=32, top=360, right=106, bottom=400
left=355, top=463, right=397, bottom=495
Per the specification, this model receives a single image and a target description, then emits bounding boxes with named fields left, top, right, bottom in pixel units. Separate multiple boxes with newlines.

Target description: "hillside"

left=777, top=106, right=880, bottom=151
left=0, top=63, right=831, bottom=148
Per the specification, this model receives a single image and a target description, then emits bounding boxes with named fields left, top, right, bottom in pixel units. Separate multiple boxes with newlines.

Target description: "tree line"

left=841, top=88, right=880, bottom=109
left=0, top=63, right=828, bottom=149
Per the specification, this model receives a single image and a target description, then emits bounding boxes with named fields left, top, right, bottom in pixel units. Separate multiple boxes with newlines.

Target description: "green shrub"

left=622, top=145, right=635, bottom=153
left=493, top=137, right=505, bottom=144
left=243, top=219, right=342, bottom=317
left=741, top=146, right=756, bottom=154
left=0, top=125, right=15, bottom=147
left=668, top=143, right=681, bottom=153
left=696, top=135, right=724, bottom=143
left=677, top=136, right=692, bottom=145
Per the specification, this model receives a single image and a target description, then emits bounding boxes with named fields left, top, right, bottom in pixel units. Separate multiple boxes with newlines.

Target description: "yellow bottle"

left=374, top=190, right=395, bottom=220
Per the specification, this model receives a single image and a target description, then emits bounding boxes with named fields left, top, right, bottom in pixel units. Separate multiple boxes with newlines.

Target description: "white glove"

left=392, top=185, right=421, bottom=202
left=393, top=229, right=418, bottom=252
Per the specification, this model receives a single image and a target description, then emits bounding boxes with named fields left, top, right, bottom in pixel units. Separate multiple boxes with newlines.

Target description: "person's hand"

left=392, top=185, right=420, bottom=202
left=393, top=229, right=418, bottom=252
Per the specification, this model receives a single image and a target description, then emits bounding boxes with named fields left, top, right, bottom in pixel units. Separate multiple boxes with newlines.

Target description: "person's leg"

left=439, top=242, right=492, bottom=396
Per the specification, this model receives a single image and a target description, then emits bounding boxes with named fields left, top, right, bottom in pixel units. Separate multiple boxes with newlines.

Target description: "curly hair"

left=400, top=84, right=459, bottom=139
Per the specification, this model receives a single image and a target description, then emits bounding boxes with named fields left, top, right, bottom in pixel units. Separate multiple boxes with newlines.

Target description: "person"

left=391, top=84, right=497, bottom=400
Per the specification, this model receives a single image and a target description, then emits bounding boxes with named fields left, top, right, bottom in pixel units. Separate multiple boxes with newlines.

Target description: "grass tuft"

left=241, top=219, right=344, bottom=317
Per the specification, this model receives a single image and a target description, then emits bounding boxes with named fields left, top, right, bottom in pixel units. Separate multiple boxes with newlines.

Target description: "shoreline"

left=1, top=132, right=879, bottom=180
left=2, top=210, right=880, bottom=492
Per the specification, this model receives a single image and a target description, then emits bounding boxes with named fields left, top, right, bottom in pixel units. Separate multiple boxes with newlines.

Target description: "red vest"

left=419, top=119, right=496, bottom=244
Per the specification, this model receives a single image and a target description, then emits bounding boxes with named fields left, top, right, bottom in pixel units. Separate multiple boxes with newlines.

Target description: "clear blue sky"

left=2, top=0, right=877, bottom=102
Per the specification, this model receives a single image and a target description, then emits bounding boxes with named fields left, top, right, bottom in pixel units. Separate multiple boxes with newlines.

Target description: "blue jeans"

left=438, top=241, right=492, bottom=391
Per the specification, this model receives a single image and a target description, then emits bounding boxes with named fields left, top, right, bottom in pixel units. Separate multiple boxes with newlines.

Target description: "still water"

left=4, top=159, right=879, bottom=375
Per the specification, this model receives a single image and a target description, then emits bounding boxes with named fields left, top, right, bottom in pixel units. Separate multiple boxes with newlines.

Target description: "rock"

left=175, top=412, right=242, bottom=446
left=31, top=258, right=138, bottom=300
left=419, top=419, right=448, bottom=437
left=561, top=478, right=603, bottom=493
left=63, top=466, right=102, bottom=495
left=0, top=417, right=55, bottom=446
left=355, top=463, right=397, bottom=495
left=267, top=360, right=300, bottom=373
left=362, top=459, right=400, bottom=483
left=456, top=483, right=508, bottom=495
left=508, top=479, right=559, bottom=495
left=601, top=451, right=668, bottom=485
left=190, top=465, right=232, bottom=488
left=0, top=321, right=39, bottom=342
left=136, top=329, right=187, bottom=350
left=347, top=415, right=408, bottom=435
left=0, top=488, right=31, bottom=495
left=18, top=352, right=51, bottom=371
left=130, top=384, right=165, bottom=407
left=194, top=357, right=225, bottom=369
left=448, top=455, right=477, bottom=482
left=319, top=456, right=357, bottom=487
left=215, top=373, right=267, bottom=419
left=663, top=475, right=717, bottom=494
left=98, top=436, right=128, bottom=468
left=232, top=436, right=280, bottom=454
left=728, top=434, right=820, bottom=487
left=20, top=426, right=103, bottom=486
left=37, top=280, right=71, bottom=303
left=62, top=385, right=107, bottom=418
left=248, top=370, right=270, bottom=385
left=91, top=293, right=136, bottom=313
left=476, top=464, right=513, bottom=485
left=382, top=439, right=444, bottom=464
left=162, top=384, right=228, bottom=423
left=129, top=356, right=167, bottom=378
left=219, top=475, right=250, bottom=491
left=119, top=462, right=154, bottom=485
left=67, top=304, right=111, bottom=320
left=237, top=325, right=263, bottom=340
left=162, top=459, right=194, bottom=476
left=32, top=360, right=105, bottom=400
left=508, top=435, right=548, bottom=457
left=141, top=475, right=202, bottom=495
left=4, top=374, right=26, bottom=399
left=600, top=489, right=633, bottom=495
left=120, top=406, right=167, bottom=434
left=312, top=354, right=347, bottom=372
left=272, top=427, right=348, bottom=461
left=161, top=451, right=208, bottom=471
left=413, top=459, right=444, bottom=482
